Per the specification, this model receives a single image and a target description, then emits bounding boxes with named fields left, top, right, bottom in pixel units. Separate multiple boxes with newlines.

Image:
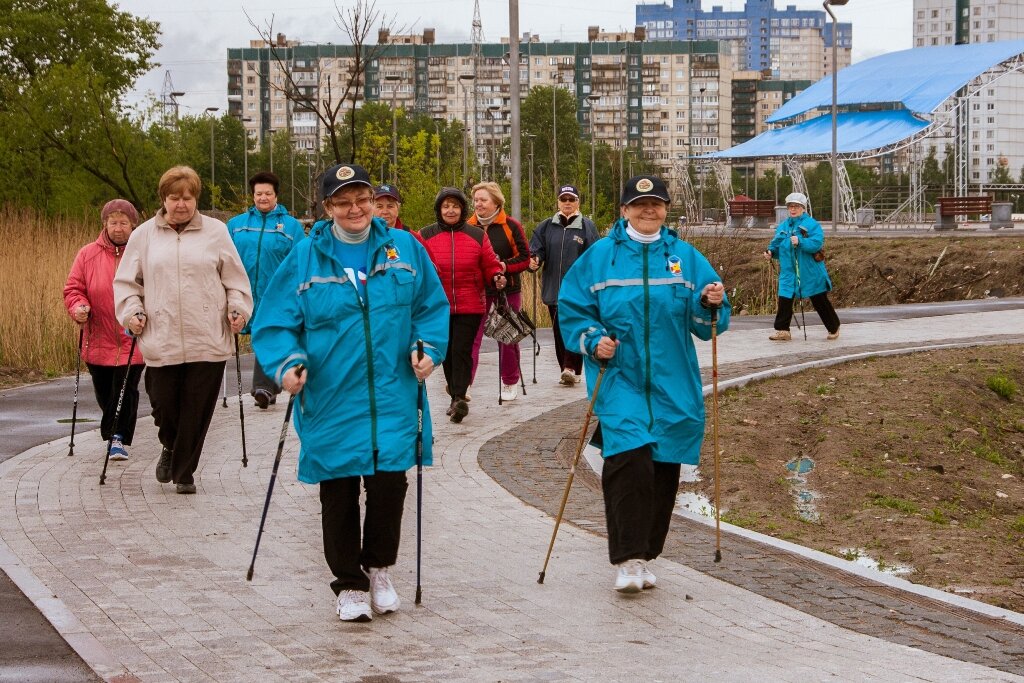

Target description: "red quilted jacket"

left=63, top=230, right=144, bottom=366
left=419, top=222, right=503, bottom=315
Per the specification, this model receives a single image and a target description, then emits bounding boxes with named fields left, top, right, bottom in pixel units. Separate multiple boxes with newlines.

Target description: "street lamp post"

left=458, top=74, right=475, bottom=188
left=267, top=129, right=275, bottom=174
left=205, top=107, right=219, bottom=210
left=241, top=117, right=253, bottom=198
left=619, top=47, right=627, bottom=196
left=487, top=105, right=501, bottom=179
left=432, top=116, right=445, bottom=184
left=587, top=94, right=601, bottom=218
left=698, top=86, right=706, bottom=221
left=289, top=137, right=296, bottom=212
left=551, top=71, right=559, bottom=192
left=384, top=74, right=401, bottom=184
left=526, top=133, right=536, bottom=224
left=823, top=0, right=849, bottom=231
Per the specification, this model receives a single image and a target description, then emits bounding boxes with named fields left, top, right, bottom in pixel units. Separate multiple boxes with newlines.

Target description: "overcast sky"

left=116, top=0, right=911, bottom=114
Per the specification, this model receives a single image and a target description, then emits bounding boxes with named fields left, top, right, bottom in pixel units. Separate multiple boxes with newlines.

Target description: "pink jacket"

left=63, top=230, right=144, bottom=367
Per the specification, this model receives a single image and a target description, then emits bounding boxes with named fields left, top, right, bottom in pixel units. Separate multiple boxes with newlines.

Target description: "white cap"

left=785, top=192, right=808, bottom=207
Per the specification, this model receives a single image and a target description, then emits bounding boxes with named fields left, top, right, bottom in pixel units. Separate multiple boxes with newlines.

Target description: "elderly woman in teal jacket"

left=558, top=175, right=729, bottom=595
left=227, top=171, right=307, bottom=407
left=252, top=164, right=449, bottom=624
left=763, top=192, right=840, bottom=341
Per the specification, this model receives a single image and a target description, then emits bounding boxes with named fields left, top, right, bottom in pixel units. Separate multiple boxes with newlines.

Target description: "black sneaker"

left=450, top=399, right=469, bottom=423
left=155, top=447, right=172, bottom=483
left=254, top=389, right=271, bottom=410
left=175, top=483, right=196, bottom=494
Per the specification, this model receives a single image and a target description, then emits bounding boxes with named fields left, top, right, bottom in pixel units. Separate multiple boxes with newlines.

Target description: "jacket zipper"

left=176, top=234, right=186, bottom=362
left=643, top=244, right=654, bottom=429
left=253, top=212, right=268, bottom=296
left=449, top=228, right=457, bottom=314
left=359, top=245, right=379, bottom=471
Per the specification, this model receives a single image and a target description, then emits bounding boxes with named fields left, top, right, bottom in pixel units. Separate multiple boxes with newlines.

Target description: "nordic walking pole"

left=232, top=314, right=248, bottom=467
left=531, top=270, right=538, bottom=383
left=221, top=368, right=228, bottom=408
left=538, top=333, right=614, bottom=584
left=99, top=334, right=138, bottom=485
left=67, top=327, right=84, bottom=457
left=415, top=340, right=425, bottom=605
left=710, top=307, right=723, bottom=563
left=497, top=340, right=503, bottom=406
left=791, top=229, right=807, bottom=341
left=247, top=365, right=304, bottom=581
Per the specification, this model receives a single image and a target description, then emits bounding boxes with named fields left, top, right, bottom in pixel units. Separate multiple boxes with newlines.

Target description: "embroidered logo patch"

left=667, top=254, right=682, bottom=276
left=336, top=166, right=356, bottom=181
left=636, top=178, right=654, bottom=192
left=385, top=244, right=400, bottom=262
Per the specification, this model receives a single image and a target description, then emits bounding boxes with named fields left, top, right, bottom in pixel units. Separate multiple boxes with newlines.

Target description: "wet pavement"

left=0, top=300, right=1022, bottom=681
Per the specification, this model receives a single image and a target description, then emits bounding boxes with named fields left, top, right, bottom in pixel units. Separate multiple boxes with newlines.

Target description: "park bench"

left=934, top=195, right=992, bottom=230
left=727, top=199, right=775, bottom=229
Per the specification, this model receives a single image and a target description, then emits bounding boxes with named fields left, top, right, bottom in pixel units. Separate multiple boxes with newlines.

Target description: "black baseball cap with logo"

left=620, top=175, right=670, bottom=205
left=321, top=164, right=373, bottom=200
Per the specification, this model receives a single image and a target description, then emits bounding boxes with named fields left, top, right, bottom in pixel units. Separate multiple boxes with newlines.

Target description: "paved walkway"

left=1, top=304, right=1022, bottom=682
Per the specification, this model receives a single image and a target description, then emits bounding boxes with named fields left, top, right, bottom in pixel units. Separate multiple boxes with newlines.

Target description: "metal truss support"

left=784, top=158, right=811, bottom=215
left=835, top=160, right=857, bottom=223
left=712, top=160, right=733, bottom=208
left=671, top=159, right=699, bottom=224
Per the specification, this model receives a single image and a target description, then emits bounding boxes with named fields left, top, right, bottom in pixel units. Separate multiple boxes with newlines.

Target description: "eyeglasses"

left=328, top=197, right=373, bottom=212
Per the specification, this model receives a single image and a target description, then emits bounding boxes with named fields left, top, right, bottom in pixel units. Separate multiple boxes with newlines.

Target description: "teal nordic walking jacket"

left=226, top=204, right=306, bottom=334
left=557, top=218, right=730, bottom=465
left=766, top=213, right=832, bottom=299
left=251, top=218, right=450, bottom=483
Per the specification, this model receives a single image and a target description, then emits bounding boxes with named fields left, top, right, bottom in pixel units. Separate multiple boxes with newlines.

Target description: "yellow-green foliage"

left=0, top=205, right=95, bottom=375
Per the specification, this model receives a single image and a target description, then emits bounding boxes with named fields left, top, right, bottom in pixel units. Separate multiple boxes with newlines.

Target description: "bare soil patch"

left=696, top=345, right=1024, bottom=612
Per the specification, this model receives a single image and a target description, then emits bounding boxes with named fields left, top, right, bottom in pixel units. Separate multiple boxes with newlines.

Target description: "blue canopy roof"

left=768, top=40, right=1024, bottom=123
left=703, top=110, right=930, bottom=159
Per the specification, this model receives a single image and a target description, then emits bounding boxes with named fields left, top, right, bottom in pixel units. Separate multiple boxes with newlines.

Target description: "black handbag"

left=483, top=292, right=536, bottom=345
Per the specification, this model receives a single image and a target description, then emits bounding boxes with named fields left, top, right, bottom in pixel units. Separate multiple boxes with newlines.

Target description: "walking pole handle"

left=416, top=339, right=424, bottom=362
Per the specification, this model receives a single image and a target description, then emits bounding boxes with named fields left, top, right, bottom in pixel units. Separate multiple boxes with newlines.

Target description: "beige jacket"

left=114, top=209, right=253, bottom=367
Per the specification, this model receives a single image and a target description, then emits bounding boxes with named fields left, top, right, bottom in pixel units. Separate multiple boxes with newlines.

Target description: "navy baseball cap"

left=557, top=185, right=580, bottom=200
left=321, top=164, right=372, bottom=200
left=620, top=175, right=670, bottom=205
left=374, top=184, right=402, bottom=203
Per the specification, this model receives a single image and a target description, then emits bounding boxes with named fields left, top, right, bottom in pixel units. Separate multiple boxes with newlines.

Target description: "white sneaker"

left=641, top=562, right=657, bottom=589
left=336, top=590, right=372, bottom=622
left=368, top=567, right=400, bottom=615
left=559, top=369, right=576, bottom=386
left=500, top=383, right=518, bottom=402
left=614, top=559, right=645, bottom=593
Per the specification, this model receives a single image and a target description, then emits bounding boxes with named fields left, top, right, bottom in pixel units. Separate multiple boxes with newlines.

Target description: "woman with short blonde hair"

left=157, top=165, right=202, bottom=203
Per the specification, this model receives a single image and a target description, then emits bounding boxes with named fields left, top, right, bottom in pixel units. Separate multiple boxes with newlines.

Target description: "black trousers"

left=547, top=304, right=582, bottom=375
left=320, top=471, right=408, bottom=594
left=774, top=293, right=841, bottom=334
left=251, top=353, right=280, bottom=395
left=86, top=363, right=144, bottom=444
left=144, top=361, right=225, bottom=486
left=601, top=445, right=681, bottom=565
left=442, top=314, right=482, bottom=400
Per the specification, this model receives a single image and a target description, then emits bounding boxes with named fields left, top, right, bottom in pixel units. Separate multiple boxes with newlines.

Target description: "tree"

left=520, top=86, right=580, bottom=209
left=0, top=0, right=162, bottom=211
left=248, top=0, right=402, bottom=165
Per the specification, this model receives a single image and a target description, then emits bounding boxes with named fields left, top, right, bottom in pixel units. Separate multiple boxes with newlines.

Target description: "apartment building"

left=226, top=30, right=811, bottom=174
left=913, top=0, right=1024, bottom=182
left=636, top=0, right=851, bottom=81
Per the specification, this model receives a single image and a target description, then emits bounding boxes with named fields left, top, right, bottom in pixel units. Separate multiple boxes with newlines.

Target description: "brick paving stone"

left=0, top=311, right=1023, bottom=681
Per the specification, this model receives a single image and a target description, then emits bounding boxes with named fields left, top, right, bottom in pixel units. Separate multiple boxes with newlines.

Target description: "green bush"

left=986, top=374, right=1018, bottom=400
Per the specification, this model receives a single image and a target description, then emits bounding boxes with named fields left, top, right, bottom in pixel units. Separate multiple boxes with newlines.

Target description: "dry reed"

left=0, top=206, right=96, bottom=376
left=0, top=204, right=555, bottom=378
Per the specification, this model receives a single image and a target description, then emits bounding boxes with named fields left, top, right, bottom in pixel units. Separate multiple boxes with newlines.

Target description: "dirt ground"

left=693, top=233, right=1024, bottom=315
left=695, top=345, right=1024, bottom=612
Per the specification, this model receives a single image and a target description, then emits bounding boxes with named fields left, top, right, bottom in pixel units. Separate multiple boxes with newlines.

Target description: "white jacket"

left=114, top=209, right=253, bottom=367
